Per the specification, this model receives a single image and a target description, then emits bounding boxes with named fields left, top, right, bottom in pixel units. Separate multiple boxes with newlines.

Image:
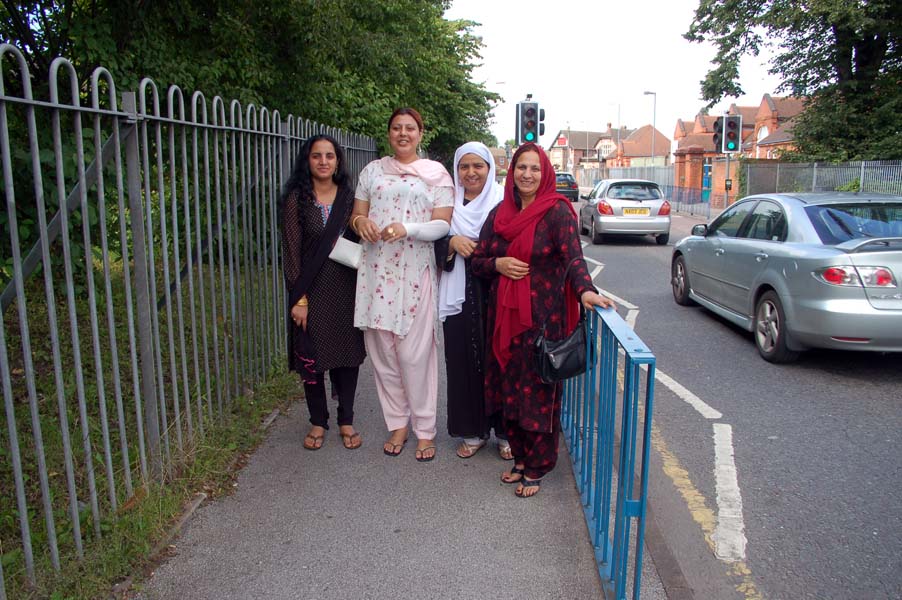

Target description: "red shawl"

left=491, top=143, right=580, bottom=369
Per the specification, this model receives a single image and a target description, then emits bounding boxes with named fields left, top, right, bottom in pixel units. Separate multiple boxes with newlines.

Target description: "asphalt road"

left=577, top=207, right=902, bottom=600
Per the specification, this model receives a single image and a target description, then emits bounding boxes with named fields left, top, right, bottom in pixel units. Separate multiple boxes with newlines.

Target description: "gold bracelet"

left=295, top=296, right=308, bottom=307
left=351, top=215, right=364, bottom=232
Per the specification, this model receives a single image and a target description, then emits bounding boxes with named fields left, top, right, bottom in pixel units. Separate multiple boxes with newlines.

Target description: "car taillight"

left=658, top=200, right=671, bottom=216
left=597, top=201, right=613, bottom=216
left=570, top=182, right=578, bottom=189
left=814, top=266, right=897, bottom=287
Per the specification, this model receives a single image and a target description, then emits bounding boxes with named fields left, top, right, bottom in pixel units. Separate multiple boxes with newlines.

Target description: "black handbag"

left=533, top=258, right=590, bottom=384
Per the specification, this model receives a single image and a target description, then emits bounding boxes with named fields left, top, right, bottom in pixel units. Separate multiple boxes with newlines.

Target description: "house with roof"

left=670, top=94, right=807, bottom=206
left=605, top=125, right=671, bottom=167
left=548, top=129, right=605, bottom=172
left=749, top=94, right=806, bottom=158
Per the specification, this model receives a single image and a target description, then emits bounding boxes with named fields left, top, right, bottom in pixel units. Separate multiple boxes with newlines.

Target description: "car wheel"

left=591, top=220, right=604, bottom=244
left=579, top=216, right=588, bottom=235
left=754, top=291, right=799, bottom=363
left=656, top=233, right=670, bottom=245
left=671, top=255, right=693, bottom=306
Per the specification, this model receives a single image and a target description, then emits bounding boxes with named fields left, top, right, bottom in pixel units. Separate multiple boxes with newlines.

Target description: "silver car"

left=579, top=179, right=671, bottom=245
left=671, top=193, right=902, bottom=362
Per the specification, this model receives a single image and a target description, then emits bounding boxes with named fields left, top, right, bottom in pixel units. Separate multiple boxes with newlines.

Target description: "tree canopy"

left=0, top=0, right=498, bottom=164
left=685, top=0, right=902, bottom=160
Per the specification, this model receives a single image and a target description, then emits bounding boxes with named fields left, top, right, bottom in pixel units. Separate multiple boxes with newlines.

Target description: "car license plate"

left=623, top=208, right=650, bottom=215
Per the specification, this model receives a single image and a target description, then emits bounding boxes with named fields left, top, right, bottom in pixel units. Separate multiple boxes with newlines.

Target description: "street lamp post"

left=644, top=90, right=656, bottom=166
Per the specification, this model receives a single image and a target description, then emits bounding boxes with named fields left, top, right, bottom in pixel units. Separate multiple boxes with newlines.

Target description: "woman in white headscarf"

left=436, top=142, right=508, bottom=460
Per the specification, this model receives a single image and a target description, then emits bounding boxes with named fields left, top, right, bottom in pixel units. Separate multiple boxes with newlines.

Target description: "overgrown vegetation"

left=1, top=245, right=294, bottom=598
left=0, top=0, right=499, bottom=163
left=686, top=0, right=902, bottom=161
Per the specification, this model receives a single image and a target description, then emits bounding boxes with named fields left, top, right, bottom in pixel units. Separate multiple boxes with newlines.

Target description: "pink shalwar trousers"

left=364, top=269, right=438, bottom=440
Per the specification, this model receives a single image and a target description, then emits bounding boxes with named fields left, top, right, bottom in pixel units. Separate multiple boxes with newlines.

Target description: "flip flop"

left=303, top=434, right=325, bottom=451
left=383, top=438, right=408, bottom=457
left=415, top=445, right=436, bottom=462
left=340, top=431, right=362, bottom=450
left=456, top=439, right=487, bottom=459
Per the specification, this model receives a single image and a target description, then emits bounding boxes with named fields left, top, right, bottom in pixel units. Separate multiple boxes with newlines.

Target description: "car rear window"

left=805, top=203, right=902, bottom=244
left=606, top=183, right=661, bottom=200
left=556, top=174, right=574, bottom=183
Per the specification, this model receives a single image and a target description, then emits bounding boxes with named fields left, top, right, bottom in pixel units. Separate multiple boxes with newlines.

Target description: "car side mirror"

left=691, top=224, right=708, bottom=236
left=580, top=194, right=588, bottom=200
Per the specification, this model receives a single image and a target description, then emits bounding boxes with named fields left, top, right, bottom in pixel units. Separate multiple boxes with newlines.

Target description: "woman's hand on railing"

left=581, top=290, right=615, bottom=310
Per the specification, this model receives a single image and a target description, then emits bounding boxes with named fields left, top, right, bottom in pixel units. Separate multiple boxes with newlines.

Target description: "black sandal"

left=515, top=478, right=542, bottom=498
left=501, top=465, right=525, bottom=484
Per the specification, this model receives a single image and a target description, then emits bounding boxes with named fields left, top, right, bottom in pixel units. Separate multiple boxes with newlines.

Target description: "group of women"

left=280, top=108, right=614, bottom=498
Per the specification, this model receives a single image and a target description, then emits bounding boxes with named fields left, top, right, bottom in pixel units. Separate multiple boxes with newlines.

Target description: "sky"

left=444, top=0, right=782, bottom=150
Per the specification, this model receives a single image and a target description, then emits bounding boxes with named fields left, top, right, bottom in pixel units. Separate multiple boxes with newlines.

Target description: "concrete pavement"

left=135, top=350, right=671, bottom=599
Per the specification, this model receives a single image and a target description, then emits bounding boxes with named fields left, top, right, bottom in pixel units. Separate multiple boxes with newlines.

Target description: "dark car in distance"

left=556, top=172, right=580, bottom=201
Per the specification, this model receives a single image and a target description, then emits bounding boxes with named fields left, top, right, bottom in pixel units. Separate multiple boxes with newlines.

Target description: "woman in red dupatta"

left=471, top=143, right=614, bottom=498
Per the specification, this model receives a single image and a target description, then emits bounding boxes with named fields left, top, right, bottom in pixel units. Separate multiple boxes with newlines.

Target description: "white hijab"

left=438, top=142, right=503, bottom=321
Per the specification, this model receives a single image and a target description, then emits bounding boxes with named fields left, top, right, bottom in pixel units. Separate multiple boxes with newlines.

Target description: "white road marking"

left=712, top=423, right=748, bottom=562
left=592, top=272, right=747, bottom=565
left=654, top=370, right=723, bottom=420
left=584, top=255, right=604, bottom=267
left=595, top=287, right=637, bottom=310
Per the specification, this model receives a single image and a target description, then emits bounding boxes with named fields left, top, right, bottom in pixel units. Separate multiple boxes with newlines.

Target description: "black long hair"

left=278, top=134, right=350, bottom=225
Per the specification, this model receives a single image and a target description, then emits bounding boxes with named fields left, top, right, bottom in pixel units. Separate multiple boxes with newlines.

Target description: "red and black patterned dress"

left=471, top=200, right=595, bottom=474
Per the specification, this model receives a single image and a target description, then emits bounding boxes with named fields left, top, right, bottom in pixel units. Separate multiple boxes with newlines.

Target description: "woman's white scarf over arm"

left=438, top=142, right=503, bottom=321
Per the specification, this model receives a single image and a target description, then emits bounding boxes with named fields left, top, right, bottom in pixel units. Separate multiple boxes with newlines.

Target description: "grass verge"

left=11, top=369, right=300, bottom=600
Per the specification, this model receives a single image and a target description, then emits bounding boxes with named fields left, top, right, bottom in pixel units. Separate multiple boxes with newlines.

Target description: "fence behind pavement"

left=0, top=42, right=378, bottom=597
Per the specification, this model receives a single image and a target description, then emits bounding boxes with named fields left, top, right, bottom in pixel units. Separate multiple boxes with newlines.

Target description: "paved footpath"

left=136, top=344, right=669, bottom=599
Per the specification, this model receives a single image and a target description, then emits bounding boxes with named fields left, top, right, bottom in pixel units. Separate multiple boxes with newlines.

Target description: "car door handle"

left=715, top=248, right=725, bottom=256
left=755, top=252, right=768, bottom=262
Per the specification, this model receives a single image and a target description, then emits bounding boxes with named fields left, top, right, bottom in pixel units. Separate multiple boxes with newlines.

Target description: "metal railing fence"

left=562, top=307, right=655, bottom=600
left=744, top=160, right=902, bottom=196
left=0, top=43, right=377, bottom=596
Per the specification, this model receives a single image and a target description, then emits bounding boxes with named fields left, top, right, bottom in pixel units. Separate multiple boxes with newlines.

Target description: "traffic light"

left=517, top=101, right=540, bottom=144
left=712, top=117, right=723, bottom=154
left=723, top=115, right=742, bottom=153
left=539, top=107, right=546, bottom=137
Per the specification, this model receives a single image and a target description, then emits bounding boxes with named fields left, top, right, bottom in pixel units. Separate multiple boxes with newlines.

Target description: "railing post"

left=123, top=91, right=163, bottom=480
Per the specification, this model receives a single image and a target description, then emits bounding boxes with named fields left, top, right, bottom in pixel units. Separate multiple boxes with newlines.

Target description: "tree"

left=0, top=0, right=498, bottom=158
left=685, top=0, right=902, bottom=160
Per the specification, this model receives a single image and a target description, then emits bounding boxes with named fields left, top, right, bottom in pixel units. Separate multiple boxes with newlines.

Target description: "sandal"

left=303, top=433, right=325, bottom=451
left=415, top=444, right=436, bottom=463
left=501, top=465, right=525, bottom=484
left=515, top=477, right=542, bottom=498
left=497, top=442, right=513, bottom=461
left=383, top=438, right=407, bottom=457
left=340, top=431, right=362, bottom=450
left=456, top=439, right=486, bottom=459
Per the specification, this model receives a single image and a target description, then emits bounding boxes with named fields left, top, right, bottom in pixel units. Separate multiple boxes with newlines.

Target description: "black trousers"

left=303, top=366, right=359, bottom=429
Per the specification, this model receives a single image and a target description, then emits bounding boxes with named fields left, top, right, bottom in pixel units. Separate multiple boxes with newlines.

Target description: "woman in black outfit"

left=435, top=142, right=509, bottom=460
left=280, top=134, right=366, bottom=450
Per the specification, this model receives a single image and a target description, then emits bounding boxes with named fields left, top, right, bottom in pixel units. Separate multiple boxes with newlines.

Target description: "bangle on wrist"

left=296, top=296, right=308, bottom=307
left=351, top=215, right=364, bottom=232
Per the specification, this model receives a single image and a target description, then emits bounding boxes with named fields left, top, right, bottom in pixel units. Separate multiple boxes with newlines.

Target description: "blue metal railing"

left=561, top=306, right=656, bottom=600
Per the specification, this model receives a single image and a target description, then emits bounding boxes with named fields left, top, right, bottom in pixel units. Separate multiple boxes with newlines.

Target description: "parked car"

left=555, top=172, right=580, bottom=201
left=578, top=179, right=671, bottom=244
left=671, top=192, right=902, bottom=363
